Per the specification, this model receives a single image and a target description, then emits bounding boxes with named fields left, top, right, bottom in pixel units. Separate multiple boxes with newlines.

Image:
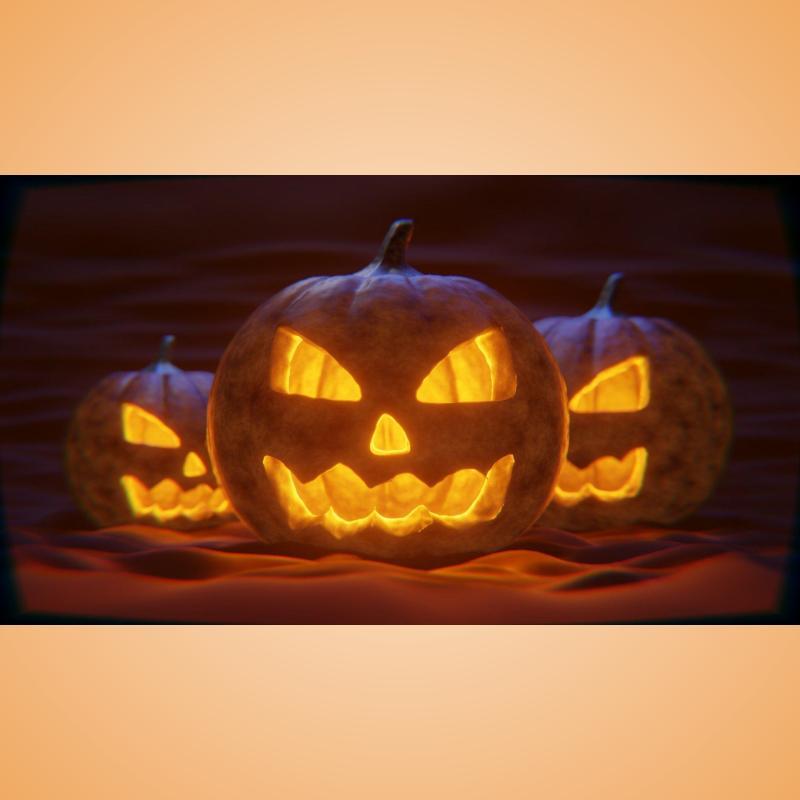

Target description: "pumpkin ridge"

left=650, top=316, right=688, bottom=343
left=622, top=317, right=657, bottom=359
left=280, top=276, right=340, bottom=320
left=587, top=317, right=604, bottom=371
left=107, top=371, right=138, bottom=398
left=184, top=372, right=215, bottom=406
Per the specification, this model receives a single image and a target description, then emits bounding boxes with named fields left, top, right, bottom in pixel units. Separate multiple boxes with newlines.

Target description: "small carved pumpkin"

left=66, top=336, right=233, bottom=530
left=535, top=274, right=732, bottom=530
left=209, top=220, right=567, bottom=560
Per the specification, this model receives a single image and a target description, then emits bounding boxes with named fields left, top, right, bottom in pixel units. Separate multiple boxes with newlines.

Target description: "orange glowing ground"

left=10, top=521, right=788, bottom=623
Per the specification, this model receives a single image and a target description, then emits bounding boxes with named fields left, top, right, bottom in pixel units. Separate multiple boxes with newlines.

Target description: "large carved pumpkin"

left=209, top=220, right=567, bottom=560
left=535, top=273, right=732, bottom=530
left=66, top=336, right=233, bottom=530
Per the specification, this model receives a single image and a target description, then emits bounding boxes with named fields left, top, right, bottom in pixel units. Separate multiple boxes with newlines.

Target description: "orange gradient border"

left=2, top=627, right=798, bottom=799
left=2, top=2, right=799, bottom=799
left=1, top=1, right=799, bottom=173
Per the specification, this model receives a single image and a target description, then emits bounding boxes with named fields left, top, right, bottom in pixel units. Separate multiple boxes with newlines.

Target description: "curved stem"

left=155, top=334, right=175, bottom=364
left=374, top=219, right=414, bottom=270
left=588, top=272, right=623, bottom=316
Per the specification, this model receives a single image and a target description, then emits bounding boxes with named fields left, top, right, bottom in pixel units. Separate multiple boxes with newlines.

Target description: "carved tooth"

left=423, top=472, right=455, bottom=515
left=321, top=465, right=373, bottom=519
left=439, top=467, right=486, bottom=515
left=378, top=472, right=427, bottom=517
left=181, top=484, right=211, bottom=508
left=464, top=454, right=514, bottom=520
left=291, top=472, right=331, bottom=517
left=209, top=488, right=226, bottom=509
left=556, top=459, right=586, bottom=493
left=137, top=481, right=153, bottom=509
left=121, top=475, right=148, bottom=513
left=217, top=499, right=231, bottom=513
left=263, top=456, right=316, bottom=526
left=151, top=479, right=181, bottom=509
left=591, top=450, right=636, bottom=490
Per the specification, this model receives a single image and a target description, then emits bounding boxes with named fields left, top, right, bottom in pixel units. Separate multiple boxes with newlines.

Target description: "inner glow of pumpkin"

left=369, top=413, right=411, bottom=455
left=262, top=454, right=514, bottom=538
left=416, top=328, right=517, bottom=403
left=553, top=447, right=648, bottom=506
left=120, top=475, right=230, bottom=521
left=183, top=451, right=207, bottom=477
left=270, top=326, right=361, bottom=401
left=568, top=356, right=649, bottom=413
left=122, top=403, right=181, bottom=448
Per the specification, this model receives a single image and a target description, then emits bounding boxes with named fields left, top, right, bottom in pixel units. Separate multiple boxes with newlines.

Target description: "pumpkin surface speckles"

left=66, top=336, right=233, bottom=530
left=536, top=273, right=732, bottom=530
left=209, top=221, right=568, bottom=560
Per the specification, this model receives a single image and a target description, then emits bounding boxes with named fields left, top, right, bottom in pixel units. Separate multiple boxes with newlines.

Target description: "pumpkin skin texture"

left=66, top=336, right=233, bottom=530
left=209, top=220, right=568, bottom=560
left=535, top=273, right=732, bottom=531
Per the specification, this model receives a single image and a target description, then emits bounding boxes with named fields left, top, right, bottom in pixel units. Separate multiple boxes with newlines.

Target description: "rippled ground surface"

left=10, top=519, right=789, bottom=622
left=2, top=177, right=798, bottom=622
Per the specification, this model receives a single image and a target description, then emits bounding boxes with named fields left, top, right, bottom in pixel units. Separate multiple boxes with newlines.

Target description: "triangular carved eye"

left=122, top=403, right=181, bottom=448
left=569, top=356, right=650, bottom=413
left=270, top=326, right=362, bottom=401
left=416, top=328, right=517, bottom=403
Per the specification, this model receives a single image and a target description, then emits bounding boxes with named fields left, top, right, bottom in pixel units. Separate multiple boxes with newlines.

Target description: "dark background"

left=1, top=176, right=798, bottom=622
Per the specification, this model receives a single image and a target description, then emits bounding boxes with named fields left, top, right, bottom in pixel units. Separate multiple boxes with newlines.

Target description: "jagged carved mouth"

left=120, top=475, right=231, bottom=522
left=553, top=447, right=648, bottom=506
left=262, top=454, right=515, bottom=538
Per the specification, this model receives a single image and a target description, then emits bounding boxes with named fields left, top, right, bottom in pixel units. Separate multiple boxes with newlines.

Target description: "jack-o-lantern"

left=66, top=336, right=233, bottom=530
left=208, top=220, right=567, bottom=560
left=535, top=273, right=732, bottom=530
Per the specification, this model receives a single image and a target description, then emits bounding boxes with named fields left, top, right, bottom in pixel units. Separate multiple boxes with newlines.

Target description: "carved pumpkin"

left=66, top=336, right=233, bottom=530
left=535, top=273, right=732, bottom=530
left=208, top=220, right=567, bottom=560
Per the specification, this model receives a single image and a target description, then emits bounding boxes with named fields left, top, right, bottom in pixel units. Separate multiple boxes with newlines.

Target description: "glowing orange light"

left=553, top=447, right=648, bottom=506
left=369, top=413, right=411, bottom=455
left=416, top=328, right=517, bottom=403
left=120, top=475, right=230, bottom=521
left=556, top=356, right=650, bottom=506
left=569, top=356, right=649, bottom=413
left=270, top=326, right=361, bottom=401
left=262, top=454, right=515, bottom=538
left=183, top=451, right=207, bottom=477
left=121, top=403, right=181, bottom=448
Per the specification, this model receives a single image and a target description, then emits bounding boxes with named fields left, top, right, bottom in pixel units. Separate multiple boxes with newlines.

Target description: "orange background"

left=3, top=627, right=798, bottom=799
left=1, top=2, right=799, bottom=798
left=1, top=0, right=799, bottom=173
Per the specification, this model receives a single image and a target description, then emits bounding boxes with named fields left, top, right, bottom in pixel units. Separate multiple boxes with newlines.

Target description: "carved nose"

left=183, top=451, right=207, bottom=477
left=369, top=413, right=411, bottom=456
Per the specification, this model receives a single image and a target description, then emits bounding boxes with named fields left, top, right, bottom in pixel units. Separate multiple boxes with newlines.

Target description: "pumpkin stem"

left=155, top=334, right=175, bottom=365
left=589, top=273, right=623, bottom=317
left=375, top=219, right=414, bottom=270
